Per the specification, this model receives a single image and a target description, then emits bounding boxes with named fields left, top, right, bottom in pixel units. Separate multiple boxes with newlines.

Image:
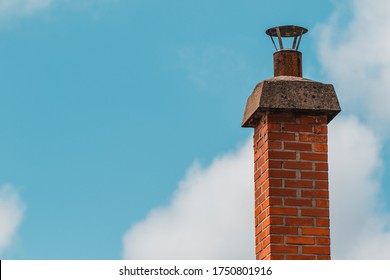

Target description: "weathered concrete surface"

left=242, top=76, right=341, bottom=127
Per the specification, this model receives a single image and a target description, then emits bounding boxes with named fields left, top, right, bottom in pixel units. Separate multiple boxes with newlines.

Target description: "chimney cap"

left=266, top=25, right=308, bottom=37
left=266, top=25, right=308, bottom=51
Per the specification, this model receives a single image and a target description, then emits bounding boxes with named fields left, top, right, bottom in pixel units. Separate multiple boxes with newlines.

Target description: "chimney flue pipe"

left=266, top=25, right=308, bottom=77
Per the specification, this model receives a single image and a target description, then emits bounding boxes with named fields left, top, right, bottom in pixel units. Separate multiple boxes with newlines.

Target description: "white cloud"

left=317, top=0, right=390, bottom=131
left=0, top=0, right=52, bottom=16
left=0, top=184, right=25, bottom=254
left=123, top=139, right=254, bottom=259
left=329, top=116, right=390, bottom=259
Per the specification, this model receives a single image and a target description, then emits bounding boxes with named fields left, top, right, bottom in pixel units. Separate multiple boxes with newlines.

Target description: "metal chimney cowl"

left=266, top=25, right=307, bottom=77
left=242, top=25, right=341, bottom=127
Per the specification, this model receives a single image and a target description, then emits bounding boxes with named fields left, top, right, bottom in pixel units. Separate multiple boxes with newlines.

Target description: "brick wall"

left=254, top=112, right=331, bottom=260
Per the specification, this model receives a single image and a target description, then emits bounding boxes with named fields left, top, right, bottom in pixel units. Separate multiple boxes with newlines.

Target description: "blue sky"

left=0, top=0, right=390, bottom=260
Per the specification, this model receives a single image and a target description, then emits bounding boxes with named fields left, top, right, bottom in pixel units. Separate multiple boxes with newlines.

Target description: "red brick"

left=264, top=188, right=270, bottom=198
left=299, top=134, right=327, bottom=143
left=285, top=217, right=314, bottom=226
left=302, top=246, right=330, bottom=255
left=254, top=206, right=261, bottom=217
left=262, top=235, right=271, bottom=247
left=260, top=160, right=269, bottom=173
left=283, top=161, right=313, bottom=170
left=267, top=123, right=281, bottom=131
left=254, top=169, right=262, bottom=181
left=302, top=227, right=330, bottom=236
left=258, top=246, right=270, bottom=260
left=285, top=180, right=313, bottom=188
left=256, top=245, right=262, bottom=254
left=270, top=226, right=299, bottom=235
left=271, top=244, right=298, bottom=253
left=255, top=138, right=265, bottom=148
left=315, top=163, right=328, bottom=171
left=314, top=144, right=328, bottom=152
left=254, top=168, right=268, bottom=182
left=254, top=150, right=262, bottom=162
left=314, top=125, right=328, bottom=134
left=260, top=125, right=268, bottom=137
left=255, top=176, right=267, bottom=188
left=258, top=227, right=270, bottom=241
left=254, top=188, right=262, bottom=200
left=268, top=132, right=296, bottom=141
left=302, top=190, right=329, bottom=199
left=316, top=237, right=330, bottom=245
left=258, top=195, right=267, bottom=208
left=270, top=235, right=285, bottom=243
left=301, top=171, right=328, bottom=180
left=255, top=151, right=267, bottom=166
left=269, top=141, right=282, bottom=149
left=259, top=191, right=267, bottom=203
left=255, top=158, right=267, bottom=172
left=268, top=151, right=296, bottom=160
left=262, top=217, right=283, bottom=228
left=255, top=235, right=261, bottom=245
left=316, top=218, right=330, bottom=227
left=269, top=169, right=296, bottom=178
left=270, top=217, right=284, bottom=225
left=284, top=124, right=313, bottom=132
left=284, top=142, right=312, bottom=151
left=260, top=160, right=268, bottom=171
left=254, top=131, right=261, bottom=143
left=269, top=179, right=283, bottom=187
left=270, top=207, right=298, bottom=216
left=286, top=255, right=316, bottom=260
left=261, top=142, right=269, bottom=154
left=301, top=208, right=329, bottom=217
left=300, top=152, right=328, bottom=162
left=255, top=198, right=260, bottom=208
left=315, top=199, right=329, bottom=208
left=269, top=254, right=285, bottom=260
left=256, top=212, right=268, bottom=229
left=261, top=198, right=270, bottom=209
left=269, top=188, right=297, bottom=197
left=284, top=198, right=312, bottom=207
left=262, top=217, right=271, bottom=228
left=255, top=222, right=262, bottom=235
left=269, top=197, right=283, bottom=205
left=255, top=225, right=262, bottom=236
left=268, top=159, right=282, bottom=168
left=286, top=236, right=315, bottom=245
left=315, top=181, right=329, bottom=189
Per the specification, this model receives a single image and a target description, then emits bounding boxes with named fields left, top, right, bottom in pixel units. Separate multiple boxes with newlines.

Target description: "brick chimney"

left=242, top=26, right=341, bottom=260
